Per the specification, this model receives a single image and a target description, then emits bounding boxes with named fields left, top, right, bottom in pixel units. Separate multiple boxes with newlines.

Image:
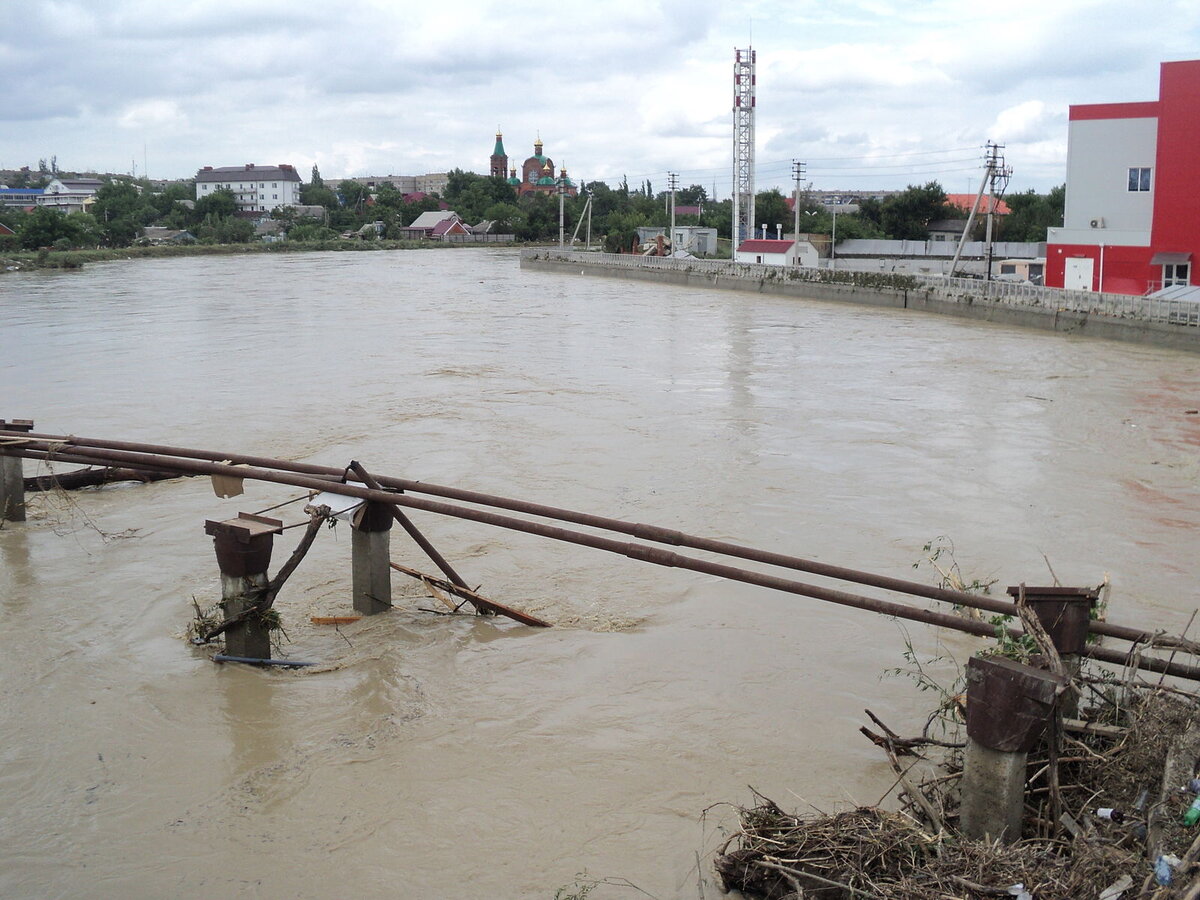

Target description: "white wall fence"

left=525, top=249, right=1200, bottom=328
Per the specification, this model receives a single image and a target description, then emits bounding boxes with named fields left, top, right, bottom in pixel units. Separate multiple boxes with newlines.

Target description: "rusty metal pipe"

left=0, top=428, right=1172, bottom=648
left=6, top=440, right=1200, bottom=681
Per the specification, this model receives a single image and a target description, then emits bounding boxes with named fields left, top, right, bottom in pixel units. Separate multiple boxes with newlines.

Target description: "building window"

left=1128, top=167, right=1152, bottom=191
left=1164, top=262, right=1190, bottom=287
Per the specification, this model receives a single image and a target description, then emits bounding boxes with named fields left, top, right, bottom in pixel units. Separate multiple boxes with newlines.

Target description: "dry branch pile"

left=715, top=674, right=1200, bottom=899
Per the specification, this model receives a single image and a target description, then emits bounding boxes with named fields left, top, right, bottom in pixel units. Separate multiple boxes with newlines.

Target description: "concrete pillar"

left=959, top=738, right=1028, bottom=842
left=220, top=570, right=272, bottom=659
left=958, top=655, right=1065, bottom=843
left=205, top=513, right=284, bottom=661
left=0, top=419, right=34, bottom=522
left=352, top=502, right=394, bottom=615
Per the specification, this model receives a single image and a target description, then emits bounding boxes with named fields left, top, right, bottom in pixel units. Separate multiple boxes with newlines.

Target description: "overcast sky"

left=3, top=0, right=1197, bottom=196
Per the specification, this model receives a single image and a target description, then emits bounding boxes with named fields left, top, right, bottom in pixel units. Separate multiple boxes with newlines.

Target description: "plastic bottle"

left=1183, top=794, right=1200, bottom=826
left=1096, top=807, right=1125, bottom=824
left=1134, top=788, right=1150, bottom=812
left=1156, top=855, right=1180, bottom=886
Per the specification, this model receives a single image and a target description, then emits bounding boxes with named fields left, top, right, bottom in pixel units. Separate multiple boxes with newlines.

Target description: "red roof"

left=945, top=193, right=1011, bottom=215
left=431, top=217, right=468, bottom=236
left=737, top=239, right=794, bottom=253
left=1069, top=101, right=1159, bottom=121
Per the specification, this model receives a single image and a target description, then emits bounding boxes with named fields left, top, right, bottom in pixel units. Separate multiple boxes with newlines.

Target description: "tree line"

left=0, top=166, right=1064, bottom=253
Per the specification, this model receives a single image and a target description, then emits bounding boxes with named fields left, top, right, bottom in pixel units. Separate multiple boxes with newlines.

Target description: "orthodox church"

left=490, top=131, right=576, bottom=198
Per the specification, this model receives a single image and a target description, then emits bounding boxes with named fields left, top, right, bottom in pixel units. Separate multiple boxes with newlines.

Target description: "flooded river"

left=1, top=249, right=1198, bottom=899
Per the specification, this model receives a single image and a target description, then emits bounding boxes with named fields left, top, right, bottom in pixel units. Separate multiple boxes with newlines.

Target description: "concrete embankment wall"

left=522, top=255, right=1200, bottom=354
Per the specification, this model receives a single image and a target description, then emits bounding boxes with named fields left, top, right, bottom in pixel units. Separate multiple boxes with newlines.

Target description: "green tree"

left=338, top=180, right=370, bottom=212
left=482, top=202, right=525, bottom=235
left=373, top=183, right=404, bottom=211
left=443, top=168, right=517, bottom=224
left=193, top=188, right=237, bottom=221
left=1001, top=185, right=1065, bottom=242
left=877, top=181, right=953, bottom=240
left=196, top=216, right=254, bottom=244
left=289, top=222, right=337, bottom=242
left=516, top=192, right=558, bottom=241
left=601, top=210, right=646, bottom=253
left=300, top=174, right=339, bottom=209
left=18, top=207, right=80, bottom=249
left=90, top=180, right=153, bottom=246
left=754, top=188, right=791, bottom=236
left=68, top=212, right=104, bottom=246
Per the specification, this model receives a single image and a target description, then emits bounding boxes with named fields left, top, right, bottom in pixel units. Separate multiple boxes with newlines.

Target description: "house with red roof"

left=431, top=216, right=470, bottom=240
left=944, top=194, right=1011, bottom=217
left=735, top=238, right=807, bottom=266
left=399, top=210, right=469, bottom=240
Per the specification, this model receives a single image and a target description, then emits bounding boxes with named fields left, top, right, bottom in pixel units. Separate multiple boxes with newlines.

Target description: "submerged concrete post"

left=958, top=655, right=1064, bottom=843
left=352, top=502, right=394, bottom=615
left=0, top=419, right=34, bottom=522
left=205, top=513, right=283, bottom=660
left=1007, top=585, right=1098, bottom=718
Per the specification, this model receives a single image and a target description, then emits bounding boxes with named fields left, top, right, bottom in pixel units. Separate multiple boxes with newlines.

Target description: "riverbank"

left=522, top=249, right=1200, bottom=354
left=0, top=238, right=511, bottom=274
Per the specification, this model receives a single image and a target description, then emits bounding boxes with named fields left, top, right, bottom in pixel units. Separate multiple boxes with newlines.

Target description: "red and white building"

left=1046, top=59, right=1200, bottom=295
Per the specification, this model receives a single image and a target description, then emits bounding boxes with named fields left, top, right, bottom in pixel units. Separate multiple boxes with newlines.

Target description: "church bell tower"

left=490, top=130, right=508, bottom=179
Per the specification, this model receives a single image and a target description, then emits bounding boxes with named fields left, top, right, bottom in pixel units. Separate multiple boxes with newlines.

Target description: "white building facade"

left=41, top=177, right=104, bottom=213
left=195, top=164, right=302, bottom=213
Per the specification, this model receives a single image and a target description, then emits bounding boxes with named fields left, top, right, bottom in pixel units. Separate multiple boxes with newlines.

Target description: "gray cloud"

left=1, top=0, right=1194, bottom=193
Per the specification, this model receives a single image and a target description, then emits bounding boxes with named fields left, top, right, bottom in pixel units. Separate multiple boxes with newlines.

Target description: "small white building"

left=735, top=238, right=813, bottom=267
left=671, top=226, right=719, bottom=255
left=195, top=164, right=302, bottom=213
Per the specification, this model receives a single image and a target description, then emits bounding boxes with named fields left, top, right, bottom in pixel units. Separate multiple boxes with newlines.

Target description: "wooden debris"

left=388, top=561, right=551, bottom=627
left=24, top=466, right=183, bottom=491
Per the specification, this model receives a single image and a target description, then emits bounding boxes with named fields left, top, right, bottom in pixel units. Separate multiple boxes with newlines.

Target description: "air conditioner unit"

left=1089, top=217, right=1106, bottom=229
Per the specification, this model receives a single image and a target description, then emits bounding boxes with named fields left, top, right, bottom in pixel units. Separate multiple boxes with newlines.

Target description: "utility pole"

left=831, top=208, right=838, bottom=270
left=558, top=171, right=567, bottom=248
left=791, top=160, right=806, bottom=264
left=668, top=171, right=678, bottom=257
left=983, top=142, right=1012, bottom=282
left=950, top=141, right=1012, bottom=279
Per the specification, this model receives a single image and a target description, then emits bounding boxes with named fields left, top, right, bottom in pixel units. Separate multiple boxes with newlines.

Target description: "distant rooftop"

left=196, top=164, right=301, bottom=182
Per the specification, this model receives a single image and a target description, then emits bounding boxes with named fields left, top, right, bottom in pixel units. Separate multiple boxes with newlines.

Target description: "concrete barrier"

left=522, top=251, right=1200, bottom=354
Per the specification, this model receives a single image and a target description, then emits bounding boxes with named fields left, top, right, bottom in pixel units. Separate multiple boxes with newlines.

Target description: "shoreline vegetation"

left=0, top=239, right=524, bottom=273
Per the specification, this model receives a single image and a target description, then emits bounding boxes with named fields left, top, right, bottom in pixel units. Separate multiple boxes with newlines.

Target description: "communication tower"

left=732, top=47, right=756, bottom=247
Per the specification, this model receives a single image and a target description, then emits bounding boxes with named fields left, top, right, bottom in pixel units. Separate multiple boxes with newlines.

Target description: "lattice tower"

left=732, top=47, right=756, bottom=246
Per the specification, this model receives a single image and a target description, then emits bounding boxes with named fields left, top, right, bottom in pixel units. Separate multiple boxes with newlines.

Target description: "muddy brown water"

left=1, top=249, right=1198, bottom=899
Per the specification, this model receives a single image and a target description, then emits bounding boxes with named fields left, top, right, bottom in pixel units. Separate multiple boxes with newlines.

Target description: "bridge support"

left=0, top=419, right=34, bottom=522
left=352, top=502, right=394, bottom=615
left=958, top=655, right=1064, bottom=843
left=205, top=514, right=284, bottom=660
